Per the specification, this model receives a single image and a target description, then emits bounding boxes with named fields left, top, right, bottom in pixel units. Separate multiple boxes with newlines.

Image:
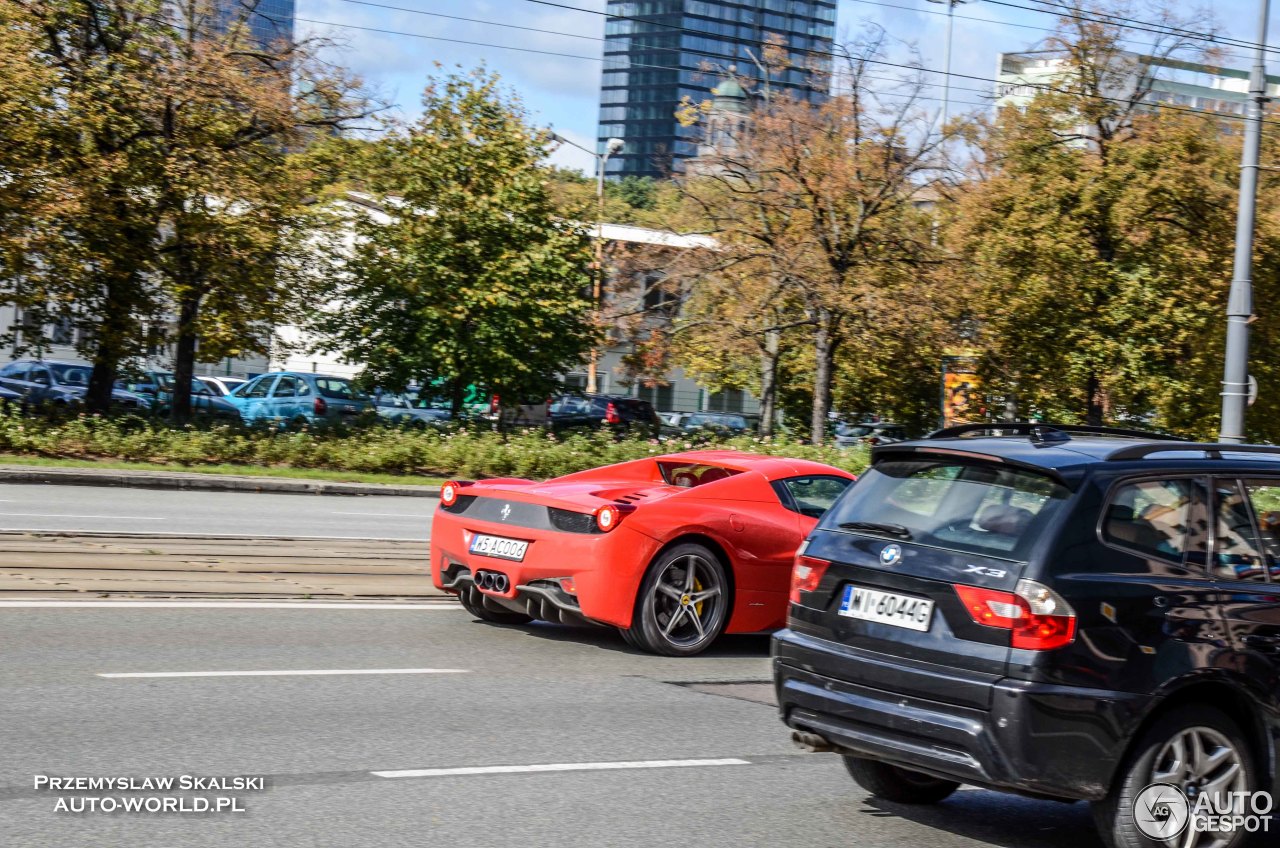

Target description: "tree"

left=947, top=0, right=1275, bottom=434
left=677, top=31, right=952, bottom=443
left=154, top=1, right=372, bottom=422
left=0, top=0, right=171, bottom=413
left=315, top=68, right=596, bottom=415
left=0, top=0, right=371, bottom=418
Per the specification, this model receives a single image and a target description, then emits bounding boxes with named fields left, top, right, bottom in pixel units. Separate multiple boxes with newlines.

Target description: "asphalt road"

left=0, top=603, right=1104, bottom=848
left=0, top=484, right=434, bottom=540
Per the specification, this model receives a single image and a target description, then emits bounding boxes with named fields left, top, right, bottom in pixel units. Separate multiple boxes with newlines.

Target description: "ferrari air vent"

left=547, top=507, right=601, bottom=534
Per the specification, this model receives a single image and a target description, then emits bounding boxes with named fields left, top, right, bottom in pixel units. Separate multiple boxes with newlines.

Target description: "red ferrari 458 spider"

left=430, top=450, right=855, bottom=655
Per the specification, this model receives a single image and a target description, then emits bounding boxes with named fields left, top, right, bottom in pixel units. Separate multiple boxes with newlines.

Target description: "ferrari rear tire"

left=459, top=586, right=533, bottom=625
left=616, top=626, right=644, bottom=650
left=629, top=543, right=730, bottom=656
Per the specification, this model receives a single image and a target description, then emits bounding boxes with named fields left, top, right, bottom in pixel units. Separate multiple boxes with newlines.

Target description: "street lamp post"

left=1219, top=0, right=1271, bottom=443
left=924, top=0, right=977, bottom=128
left=550, top=132, right=624, bottom=394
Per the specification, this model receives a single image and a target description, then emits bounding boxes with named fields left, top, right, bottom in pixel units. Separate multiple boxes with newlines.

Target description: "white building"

left=996, top=50, right=1280, bottom=119
left=0, top=305, right=269, bottom=378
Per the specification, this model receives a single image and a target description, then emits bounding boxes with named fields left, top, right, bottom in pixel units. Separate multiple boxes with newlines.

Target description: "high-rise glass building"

left=598, top=0, right=836, bottom=180
left=212, top=0, right=294, bottom=51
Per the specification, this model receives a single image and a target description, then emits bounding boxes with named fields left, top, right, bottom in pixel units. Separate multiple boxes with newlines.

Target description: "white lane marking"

left=0, top=601, right=459, bottom=610
left=330, top=512, right=426, bottom=518
left=0, top=512, right=164, bottom=520
left=0, top=528, right=427, bottom=541
left=372, top=759, right=751, bottom=779
left=98, top=668, right=469, bottom=679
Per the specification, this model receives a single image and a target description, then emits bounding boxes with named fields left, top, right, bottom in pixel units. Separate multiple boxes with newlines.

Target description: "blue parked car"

left=224, top=372, right=374, bottom=426
left=0, top=359, right=151, bottom=413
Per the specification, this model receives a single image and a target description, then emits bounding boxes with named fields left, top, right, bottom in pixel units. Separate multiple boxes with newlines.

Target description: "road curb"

left=0, top=466, right=440, bottom=498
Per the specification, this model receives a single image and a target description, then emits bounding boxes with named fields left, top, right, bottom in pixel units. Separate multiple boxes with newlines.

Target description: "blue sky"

left=298, top=1, right=1271, bottom=173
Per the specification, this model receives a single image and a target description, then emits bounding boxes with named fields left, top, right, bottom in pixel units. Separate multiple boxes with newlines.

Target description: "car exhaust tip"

left=493, top=575, right=509, bottom=592
left=477, top=571, right=494, bottom=590
left=791, top=730, right=835, bottom=754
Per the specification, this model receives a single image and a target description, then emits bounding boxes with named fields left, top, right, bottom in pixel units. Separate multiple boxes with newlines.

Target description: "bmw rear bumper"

left=773, top=628, right=1152, bottom=801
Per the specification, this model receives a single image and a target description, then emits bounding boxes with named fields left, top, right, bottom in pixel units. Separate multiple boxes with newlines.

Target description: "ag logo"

left=880, top=544, right=902, bottom=566
left=500, top=504, right=511, bottom=521
left=1133, top=783, right=1189, bottom=841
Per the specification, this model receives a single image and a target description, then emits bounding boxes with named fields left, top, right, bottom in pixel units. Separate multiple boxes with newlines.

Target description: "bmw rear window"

left=823, top=459, right=1071, bottom=560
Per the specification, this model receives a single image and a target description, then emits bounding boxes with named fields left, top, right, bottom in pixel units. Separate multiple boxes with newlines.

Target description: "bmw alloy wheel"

left=1150, top=726, right=1248, bottom=848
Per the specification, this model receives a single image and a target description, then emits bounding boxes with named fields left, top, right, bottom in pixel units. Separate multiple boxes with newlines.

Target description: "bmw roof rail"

left=927, top=423, right=1185, bottom=442
left=1105, top=443, right=1280, bottom=461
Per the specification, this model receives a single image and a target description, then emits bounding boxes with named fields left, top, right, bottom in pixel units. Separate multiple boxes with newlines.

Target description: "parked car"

left=833, top=420, right=907, bottom=447
left=776, top=422, right=1280, bottom=848
left=117, top=370, right=241, bottom=421
left=547, top=393, right=662, bottom=436
left=223, top=372, right=374, bottom=426
left=679, top=412, right=751, bottom=436
left=373, top=392, right=452, bottom=429
left=196, top=376, right=248, bottom=397
left=432, top=450, right=855, bottom=655
left=0, top=359, right=150, bottom=412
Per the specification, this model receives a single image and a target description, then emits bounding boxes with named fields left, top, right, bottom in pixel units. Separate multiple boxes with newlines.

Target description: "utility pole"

left=925, top=0, right=976, bottom=128
left=1220, top=0, right=1271, bottom=443
left=550, top=132, right=624, bottom=394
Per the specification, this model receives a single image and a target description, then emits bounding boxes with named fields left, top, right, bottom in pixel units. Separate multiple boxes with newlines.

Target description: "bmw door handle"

left=1242, top=635, right=1280, bottom=654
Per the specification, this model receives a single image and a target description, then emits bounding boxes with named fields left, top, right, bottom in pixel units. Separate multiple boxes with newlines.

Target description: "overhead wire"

left=507, top=0, right=1280, bottom=128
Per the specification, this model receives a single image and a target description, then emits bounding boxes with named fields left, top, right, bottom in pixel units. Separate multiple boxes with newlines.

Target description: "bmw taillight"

left=313, top=396, right=327, bottom=415
left=790, top=553, right=830, bottom=604
left=954, top=579, right=1076, bottom=650
left=605, top=402, right=621, bottom=424
left=440, top=480, right=461, bottom=507
left=593, top=504, right=622, bottom=532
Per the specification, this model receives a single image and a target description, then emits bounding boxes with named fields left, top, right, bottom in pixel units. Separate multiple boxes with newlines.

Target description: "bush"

left=0, top=410, right=871, bottom=479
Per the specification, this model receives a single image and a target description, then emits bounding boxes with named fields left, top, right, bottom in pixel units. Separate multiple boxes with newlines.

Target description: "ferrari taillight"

left=954, top=579, right=1076, bottom=650
left=440, top=480, right=461, bottom=507
left=790, top=554, right=830, bottom=604
left=594, top=504, right=622, bottom=532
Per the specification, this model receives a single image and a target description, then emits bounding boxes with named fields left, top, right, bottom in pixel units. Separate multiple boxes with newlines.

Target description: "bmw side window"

left=1210, top=480, right=1268, bottom=582
left=1242, top=481, right=1280, bottom=580
left=30, top=368, right=50, bottom=386
left=1102, top=479, right=1196, bottom=563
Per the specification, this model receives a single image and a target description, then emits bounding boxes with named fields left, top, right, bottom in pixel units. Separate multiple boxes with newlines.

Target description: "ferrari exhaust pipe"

left=493, top=574, right=509, bottom=592
left=477, top=571, right=494, bottom=590
left=791, top=731, right=834, bottom=753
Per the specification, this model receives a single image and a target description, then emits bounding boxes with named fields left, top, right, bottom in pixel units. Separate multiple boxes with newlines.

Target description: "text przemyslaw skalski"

left=34, top=775, right=267, bottom=792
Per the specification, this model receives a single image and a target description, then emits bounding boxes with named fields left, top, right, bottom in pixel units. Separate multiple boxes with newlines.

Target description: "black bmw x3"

left=775, top=424, right=1280, bottom=848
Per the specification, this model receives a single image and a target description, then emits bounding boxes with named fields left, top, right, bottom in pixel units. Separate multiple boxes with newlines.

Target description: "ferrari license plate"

left=838, top=584, right=933, bottom=632
left=468, top=534, right=529, bottom=562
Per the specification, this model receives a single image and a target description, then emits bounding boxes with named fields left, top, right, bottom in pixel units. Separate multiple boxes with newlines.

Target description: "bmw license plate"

left=838, top=584, right=933, bottom=632
left=468, top=534, right=529, bottom=562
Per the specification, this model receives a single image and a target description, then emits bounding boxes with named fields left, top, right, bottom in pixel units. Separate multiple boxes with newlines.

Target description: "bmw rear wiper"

left=838, top=521, right=913, bottom=540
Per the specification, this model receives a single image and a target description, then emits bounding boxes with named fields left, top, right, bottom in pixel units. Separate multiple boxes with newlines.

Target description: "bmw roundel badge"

left=880, top=544, right=902, bottom=566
